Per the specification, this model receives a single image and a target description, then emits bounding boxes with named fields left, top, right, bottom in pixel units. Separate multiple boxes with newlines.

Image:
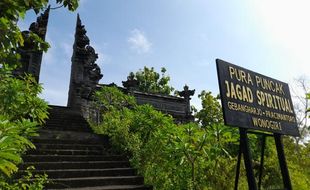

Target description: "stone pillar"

left=67, top=14, right=103, bottom=114
left=122, top=75, right=138, bottom=94
left=15, top=6, right=50, bottom=82
left=179, top=85, right=195, bottom=121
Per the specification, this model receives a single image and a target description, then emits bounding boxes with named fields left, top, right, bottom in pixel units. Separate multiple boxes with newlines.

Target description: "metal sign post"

left=239, top=128, right=257, bottom=190
left=257, top=134, right=266, bottom=190
left=274, top=134, right=292, bottom=189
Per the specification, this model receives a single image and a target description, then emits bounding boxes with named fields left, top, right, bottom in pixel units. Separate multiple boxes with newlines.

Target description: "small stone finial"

left=179, top=85, right=195, bottom=100
left=179, top=85, right=195, bottom=120
left=122, top=77, right=138, bottom=90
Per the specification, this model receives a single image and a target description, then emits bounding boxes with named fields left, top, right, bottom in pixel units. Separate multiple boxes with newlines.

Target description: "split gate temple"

left=17, top=10, right=195, bottom=123
left=15, top=9, right=195, bottom=189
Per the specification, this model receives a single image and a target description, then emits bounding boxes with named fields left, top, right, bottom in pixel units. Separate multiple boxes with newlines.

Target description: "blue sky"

left=19, top=0, right=310, bottom=108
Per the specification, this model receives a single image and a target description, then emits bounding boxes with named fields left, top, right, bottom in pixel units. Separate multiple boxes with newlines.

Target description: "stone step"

left=23, top=155, right=126, bottom=162
left=44, top=125, right=92, bottom=132
left=34, top=143, right=106, bottom=151
left=21, top=168, right=137, bottom=178
left=23, top=106, right=153, bottom=189
left=45, top=116, right=91, bottom=130
left=28, top=149, right=105, bottom=156
left=31, top=138, right=107, bottom=145
left=46, top=185, right=152, bottom=190
left=46, top=112, right=83, bottom=118
left=45, top=124, right=90, bottom=129
left=47, top=113, right=81, bottom=119
left=45, top=121, right=89, bottom=126
left=22, top=161, right=131, bottom=170
left=46, top=116, right=84, bottom=121
left=46, top=117, right=87, bottom=121
left=46, top=116, right=87, bottom=119
left=48, top=106, right=78, bottom=112
left=47, top=111, right=85, bottom=121
left=46, top=114, right=87, bottom=119
left=46, top=176, right=144, bottom=189
left=34, top=129, right=109, bottom=143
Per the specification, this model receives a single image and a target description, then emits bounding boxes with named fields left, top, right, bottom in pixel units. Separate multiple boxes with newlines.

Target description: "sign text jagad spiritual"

left=216, top=59, right=299, bottom=136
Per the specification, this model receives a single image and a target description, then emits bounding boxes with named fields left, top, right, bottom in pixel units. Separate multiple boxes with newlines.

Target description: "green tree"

left=195, top=90, right=223, bottom=127
left=0, top=0, right=78, bottom=188
left=0, top=72, right=49, bottom=177
left=127, top=66, right=174, bottom=95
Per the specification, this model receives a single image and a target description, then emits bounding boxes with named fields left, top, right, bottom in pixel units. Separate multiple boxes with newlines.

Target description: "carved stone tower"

left=67, top=14, right=103, bottom=112
left=15, top=6, right=50, bottom=82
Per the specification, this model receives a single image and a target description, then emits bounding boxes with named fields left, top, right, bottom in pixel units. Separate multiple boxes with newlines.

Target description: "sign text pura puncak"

left=216, top=59, right=299, bottom=136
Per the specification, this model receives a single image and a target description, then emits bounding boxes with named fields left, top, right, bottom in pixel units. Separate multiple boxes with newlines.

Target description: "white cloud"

left=40, top=34, right=72, bottom=106
left=91, top=43, right=107, bottom=67
left=39, top=88, right=68, bottom=106
left=128, top=29, right=152, bottom=54
left=60, top=41, right=73, bottom=60
left=42, top=35, right=56, bottom=65
left=43, top=34, right=73, bottom=65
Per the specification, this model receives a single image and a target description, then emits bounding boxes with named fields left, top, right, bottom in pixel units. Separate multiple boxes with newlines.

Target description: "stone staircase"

left=21, top=106, right=152, bottom=190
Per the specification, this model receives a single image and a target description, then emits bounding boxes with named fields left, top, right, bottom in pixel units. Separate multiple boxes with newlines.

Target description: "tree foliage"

left=92, top=86, right=310, bottom=190
left=195, top=90, right=223, bottom=127
left=127, top=66, right=174, bottom=95
left=0, top=0, right=78, bottom=188
left=0, top=68, right=49, bottom=176
left=0, top=166, right=49, bottom=190
left=0, top=66, right=49, bottom=189
left=91, top=87, right=241, bottom=189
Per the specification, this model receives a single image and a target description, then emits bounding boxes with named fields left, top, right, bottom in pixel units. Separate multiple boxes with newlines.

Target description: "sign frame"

left=216, top=59, right=299, bottom=137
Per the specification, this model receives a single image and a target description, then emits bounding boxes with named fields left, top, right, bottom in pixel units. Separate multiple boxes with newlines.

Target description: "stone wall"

left=81, top=84, right=195, bottom=124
